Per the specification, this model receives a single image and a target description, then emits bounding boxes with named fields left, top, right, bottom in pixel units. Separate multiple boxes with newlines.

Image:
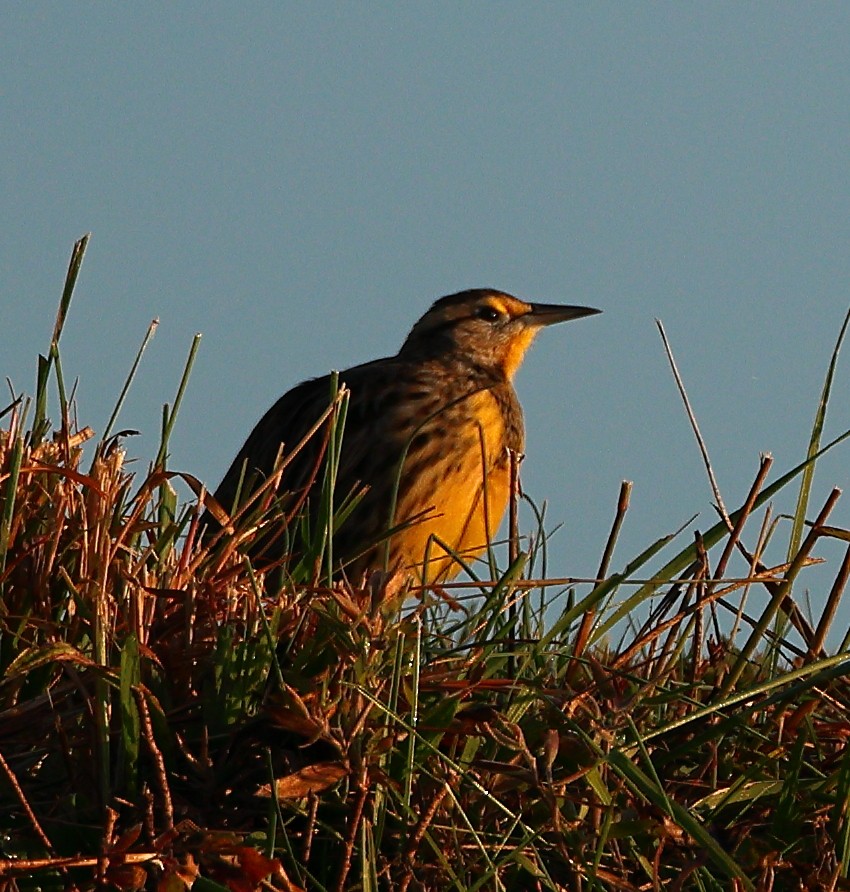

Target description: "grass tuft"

left=2, top=243, right=850, bottom=890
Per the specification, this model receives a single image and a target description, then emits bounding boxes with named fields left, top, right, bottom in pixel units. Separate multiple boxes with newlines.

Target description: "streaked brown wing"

left=207, top=356, right=404, bottom=527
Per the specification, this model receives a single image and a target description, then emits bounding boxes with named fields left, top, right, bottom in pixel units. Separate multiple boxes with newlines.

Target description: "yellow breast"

left=388, top=389, right=512, bottom=582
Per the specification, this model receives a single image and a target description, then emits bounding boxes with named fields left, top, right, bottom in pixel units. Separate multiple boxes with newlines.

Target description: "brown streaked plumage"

left=206, top=289, right=600, bottom=581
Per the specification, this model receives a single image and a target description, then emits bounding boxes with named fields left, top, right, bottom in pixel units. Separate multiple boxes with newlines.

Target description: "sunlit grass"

left=2, top=238, right=850, bottom=890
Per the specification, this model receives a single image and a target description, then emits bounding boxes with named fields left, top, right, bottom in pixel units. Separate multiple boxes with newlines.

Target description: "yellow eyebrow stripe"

left=484, top=295, right=528, bottom=318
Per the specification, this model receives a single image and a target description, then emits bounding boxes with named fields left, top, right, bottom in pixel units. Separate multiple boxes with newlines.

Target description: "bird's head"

left=399, top=289, right=601, bottom=379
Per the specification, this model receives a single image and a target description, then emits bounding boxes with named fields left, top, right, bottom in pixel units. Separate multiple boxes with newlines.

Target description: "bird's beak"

left=527, top=303, right=602, bottom=327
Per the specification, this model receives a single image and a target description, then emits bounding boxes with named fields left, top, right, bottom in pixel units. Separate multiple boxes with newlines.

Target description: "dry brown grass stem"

left=656, top=318, right=730, bottom=525
left=0, top=747, right=53, bottom=851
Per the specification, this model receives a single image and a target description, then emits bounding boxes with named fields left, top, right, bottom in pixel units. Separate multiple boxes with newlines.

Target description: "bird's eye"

left=475, top=305, right=503, bottom=323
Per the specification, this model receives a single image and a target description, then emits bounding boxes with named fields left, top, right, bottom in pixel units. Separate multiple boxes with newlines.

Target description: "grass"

left=2, top=238, right=850, bottom=890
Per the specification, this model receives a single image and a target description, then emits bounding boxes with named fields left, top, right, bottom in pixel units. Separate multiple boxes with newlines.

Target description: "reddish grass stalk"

left=134, top=687, right=174, bottom=831
left=335, top=760, right=370, bottom=892
left=0, top=748, right=53, bottom=851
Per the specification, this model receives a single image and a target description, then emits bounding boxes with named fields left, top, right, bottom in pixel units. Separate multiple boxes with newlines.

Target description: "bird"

left=204, top=289, right=600, bottom=583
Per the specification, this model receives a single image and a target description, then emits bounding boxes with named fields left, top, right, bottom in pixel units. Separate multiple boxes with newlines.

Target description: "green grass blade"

left=154, top=332, right=201, bottom=470
left=119, top=634, right=141, bottom=794
left=32, top=234, right=89, bottom=445
left=0, top=423, right=24, bottom=591
left=101, top=317, right=159, bottom=446
left=605, top=746, right=753, bottom=889
left=787, top=306, right=850, bottom=566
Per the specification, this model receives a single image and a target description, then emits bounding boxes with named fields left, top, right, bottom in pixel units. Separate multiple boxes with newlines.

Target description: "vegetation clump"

left=2, top=238, right=850, bottom=891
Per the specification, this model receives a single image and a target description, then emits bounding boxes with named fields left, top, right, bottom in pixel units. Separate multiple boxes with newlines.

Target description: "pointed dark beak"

left=527, top=303, right=602, bottom=327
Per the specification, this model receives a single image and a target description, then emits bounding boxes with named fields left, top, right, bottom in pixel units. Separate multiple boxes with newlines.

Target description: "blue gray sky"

left=4, top=6, right=850, bottom=632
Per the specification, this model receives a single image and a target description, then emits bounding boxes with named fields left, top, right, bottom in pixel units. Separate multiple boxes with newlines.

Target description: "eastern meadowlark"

left=206, top=289, right=600, bottom=581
